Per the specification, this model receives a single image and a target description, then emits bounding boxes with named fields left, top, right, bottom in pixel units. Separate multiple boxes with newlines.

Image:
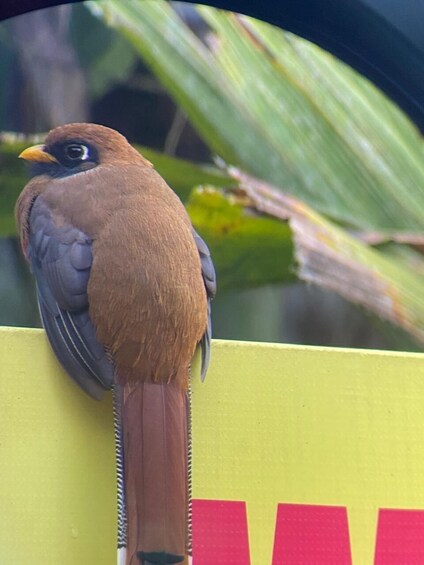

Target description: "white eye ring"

left=65, top=143, right=90, bottom=161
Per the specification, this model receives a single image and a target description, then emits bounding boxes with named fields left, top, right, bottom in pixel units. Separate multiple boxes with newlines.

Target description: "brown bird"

left=16, top=123, right=216, bottom=565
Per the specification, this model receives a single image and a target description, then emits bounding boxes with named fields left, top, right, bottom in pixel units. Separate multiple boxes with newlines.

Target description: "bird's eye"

left=64, top=143, right=89, bottom=161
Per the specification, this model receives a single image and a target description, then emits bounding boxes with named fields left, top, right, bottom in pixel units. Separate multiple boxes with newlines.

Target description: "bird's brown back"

left=27, top=160, right=207, bottom=387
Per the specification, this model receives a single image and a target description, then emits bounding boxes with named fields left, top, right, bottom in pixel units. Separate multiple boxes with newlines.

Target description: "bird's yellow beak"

left=19, top=144, right=58, bottom=164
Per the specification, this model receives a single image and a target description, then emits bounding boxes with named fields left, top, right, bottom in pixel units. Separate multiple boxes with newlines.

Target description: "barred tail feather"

left=114, top=386, right=128, bottom=565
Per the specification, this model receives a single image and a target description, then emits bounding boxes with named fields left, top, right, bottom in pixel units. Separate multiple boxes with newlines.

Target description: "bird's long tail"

left=116, top=380, right=190, bottom=565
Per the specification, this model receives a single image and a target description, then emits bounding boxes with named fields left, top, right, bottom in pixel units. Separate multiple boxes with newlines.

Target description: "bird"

left=16, top=123, right=216, bottom=565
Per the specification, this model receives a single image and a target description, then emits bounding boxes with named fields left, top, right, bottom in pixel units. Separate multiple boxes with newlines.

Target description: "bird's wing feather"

left=192, top=229, right=216, bottom=381
left=28, top=196, right=114, bottom=399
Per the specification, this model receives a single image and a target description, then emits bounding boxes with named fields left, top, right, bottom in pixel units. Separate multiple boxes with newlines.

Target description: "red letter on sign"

left=272, top=503, right=352, bottom=564
left=192, top=499, right=251, bottom=564
left=375, top=508, right=424, bottom=564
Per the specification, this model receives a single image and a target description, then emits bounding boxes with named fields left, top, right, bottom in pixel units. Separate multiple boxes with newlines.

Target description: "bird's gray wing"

left=192, top=229, right=216, bottom=381
left=27, top=196, right=114, bottom=400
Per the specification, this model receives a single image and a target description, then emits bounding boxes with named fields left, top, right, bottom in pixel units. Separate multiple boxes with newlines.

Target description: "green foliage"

left=70, top=4, right=137, bottom=99
left=136, top=147, right=232, bottom=202
left=0, top=137, right=31, bottom=237
left=187, top=187, right=294, bottom=289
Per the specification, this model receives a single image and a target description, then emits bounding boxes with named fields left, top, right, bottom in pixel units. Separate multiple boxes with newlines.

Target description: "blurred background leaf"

left=70, top=4, right=138, bottom=99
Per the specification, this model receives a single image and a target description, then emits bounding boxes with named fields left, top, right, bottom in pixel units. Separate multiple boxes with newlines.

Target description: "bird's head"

left=19, top=123, right=151, bottom=178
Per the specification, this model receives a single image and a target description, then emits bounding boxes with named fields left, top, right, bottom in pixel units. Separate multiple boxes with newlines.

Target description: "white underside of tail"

left=117, top=547, right=127, bottom=565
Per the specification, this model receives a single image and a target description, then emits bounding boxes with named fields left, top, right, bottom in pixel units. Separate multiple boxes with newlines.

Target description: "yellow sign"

left=1, top=327, right=423, bottom=564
